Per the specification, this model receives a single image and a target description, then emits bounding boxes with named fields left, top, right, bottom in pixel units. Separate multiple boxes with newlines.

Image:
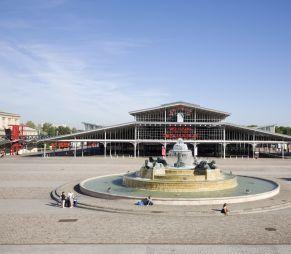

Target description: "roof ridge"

left=129, top=102, right=230, bottom=116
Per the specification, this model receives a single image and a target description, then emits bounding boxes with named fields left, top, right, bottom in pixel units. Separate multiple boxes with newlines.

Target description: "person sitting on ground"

left=147, top=196, right=153, bottom=206
left=73, top=195, right=78, bottom=207
left=221, top=203, right=229, bottom=215
left=142, top=196, right=153, bottom=206
left=0, top=150, right=5, bottom=158
left=60, top=192, right=66, bottom=208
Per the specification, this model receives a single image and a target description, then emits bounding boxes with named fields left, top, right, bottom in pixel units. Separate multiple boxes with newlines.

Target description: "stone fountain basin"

left=123, top=173, right=237, bottom=192
left=79, top=174, right=279, bottom=205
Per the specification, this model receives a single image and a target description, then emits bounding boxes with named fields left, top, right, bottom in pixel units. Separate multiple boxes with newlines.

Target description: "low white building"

left=23, top=126, right=38, bottom=138
left=0, top=111, right=20, bottom=136
left=0, top=111, right=38, bottom=138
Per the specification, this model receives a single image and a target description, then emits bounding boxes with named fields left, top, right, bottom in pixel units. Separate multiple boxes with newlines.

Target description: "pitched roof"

left=129, top=101, right=230, bottom=116
left=0, top=111, right=20, bottom=117
left=38, top=122, right=136, bottom=142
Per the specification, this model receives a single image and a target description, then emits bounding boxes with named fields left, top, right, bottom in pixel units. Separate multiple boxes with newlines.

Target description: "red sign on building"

left=164, top=127, right=198, bottom=140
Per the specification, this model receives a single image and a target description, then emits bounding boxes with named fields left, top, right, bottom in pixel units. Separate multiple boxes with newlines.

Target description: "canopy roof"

left=38, top=121, right=291, bottom=142
left=129, top=101, right=230, bottom=117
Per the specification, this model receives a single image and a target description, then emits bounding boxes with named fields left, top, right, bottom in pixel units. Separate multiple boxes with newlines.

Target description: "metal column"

left=282, top=143, right=285, bottom=159
left=133, top=142, right=137, bottom=158
left=43, top=143, right=46, bottom=157
left=193, top=142, right=197, bottom=159
left=223, top=127, right=226, bottom=159
left=104, top=131, right=107, bottom=158
left=74, top=138, right=77, bottom=158
left=104, top=142, right=107, bottom=157
left=81, top=142, right=84, bottom=157
left=252, top=143, right=256, bottom=158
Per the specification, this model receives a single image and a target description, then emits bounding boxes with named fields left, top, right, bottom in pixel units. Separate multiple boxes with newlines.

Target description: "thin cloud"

left=0, top=40, right=169, bottom=127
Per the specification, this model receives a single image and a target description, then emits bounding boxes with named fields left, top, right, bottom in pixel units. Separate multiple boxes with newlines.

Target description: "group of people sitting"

left=59, top=191, right=228, bottom=214
left=60, top=191, right=77, bottom=208
left=135, top=196, right=154, bottom=206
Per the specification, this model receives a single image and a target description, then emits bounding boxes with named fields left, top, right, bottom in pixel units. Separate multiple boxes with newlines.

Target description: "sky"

left=0, top=0, right=290, bottom=129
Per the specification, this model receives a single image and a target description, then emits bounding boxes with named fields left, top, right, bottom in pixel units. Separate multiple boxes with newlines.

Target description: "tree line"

left=275, top=126, right=291, bottom=136
left=246, top=125, right=291, bottom=136
left=25, top=121, right=78, bottom=137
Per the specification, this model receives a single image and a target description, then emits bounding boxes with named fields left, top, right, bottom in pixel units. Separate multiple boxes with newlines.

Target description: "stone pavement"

left=0, top=244, right=291, bottom=254
left=1, top=156, right=291, bottom=251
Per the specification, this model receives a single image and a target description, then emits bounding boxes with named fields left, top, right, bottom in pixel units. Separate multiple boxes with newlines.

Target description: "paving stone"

left=0, top=157, right=291, bottom=245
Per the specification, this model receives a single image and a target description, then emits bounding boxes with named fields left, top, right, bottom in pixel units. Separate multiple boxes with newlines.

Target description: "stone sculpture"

left=145, top=157, right=167, bottom=169
left=194, top=160, right=217, bottom=170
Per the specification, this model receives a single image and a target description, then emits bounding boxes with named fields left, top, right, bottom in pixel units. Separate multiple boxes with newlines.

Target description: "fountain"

left=123, top=139, right=237, bottom=192
left=79, top=139, right=279, bottom=205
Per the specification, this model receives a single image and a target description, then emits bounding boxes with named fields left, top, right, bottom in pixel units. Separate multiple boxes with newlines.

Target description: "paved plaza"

left=1, top=156, right=291, bottom=253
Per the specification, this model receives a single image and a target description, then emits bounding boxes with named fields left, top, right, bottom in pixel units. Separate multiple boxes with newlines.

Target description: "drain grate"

left=58, top=219, right=78, bottom=222
left=265, top=227, right=277, bottom=231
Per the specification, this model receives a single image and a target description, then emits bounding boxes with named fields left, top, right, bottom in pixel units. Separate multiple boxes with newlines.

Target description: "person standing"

left=67, top=191, right=74, bottom=208
left=162, top=145, right=166, bottom=158
left=60, top=192, right=66, bottom=208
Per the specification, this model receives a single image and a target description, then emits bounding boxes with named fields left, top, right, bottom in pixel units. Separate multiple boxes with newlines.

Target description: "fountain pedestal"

left=123, top=169, right=237, bottom=192
left=123, top=139, right=238, bottom=192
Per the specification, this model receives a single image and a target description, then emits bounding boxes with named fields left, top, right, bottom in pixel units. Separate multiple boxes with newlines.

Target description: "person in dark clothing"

left=60, top=192, right=66, bottom=208
left=142, top=196, right=153, bottom=206
left=149, top=157, right=154, bottom=163
left=221, top=203, right=229, bottom=215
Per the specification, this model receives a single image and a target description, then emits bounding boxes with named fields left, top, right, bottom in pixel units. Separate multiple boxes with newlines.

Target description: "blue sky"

left=0, top=0, right=290, bottom=128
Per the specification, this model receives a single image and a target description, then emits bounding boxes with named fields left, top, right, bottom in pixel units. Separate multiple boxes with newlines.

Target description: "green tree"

left=276, top=126, right=291, bottom=136
left=40, top=123, right=78, bottom=136
left=26, top=121, right=36, bottom=129
left=57, top=126, right=71, bottom=135
left=71, top=127, right=78, bottom=133
left=42, top=123, right=56, bottom=136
